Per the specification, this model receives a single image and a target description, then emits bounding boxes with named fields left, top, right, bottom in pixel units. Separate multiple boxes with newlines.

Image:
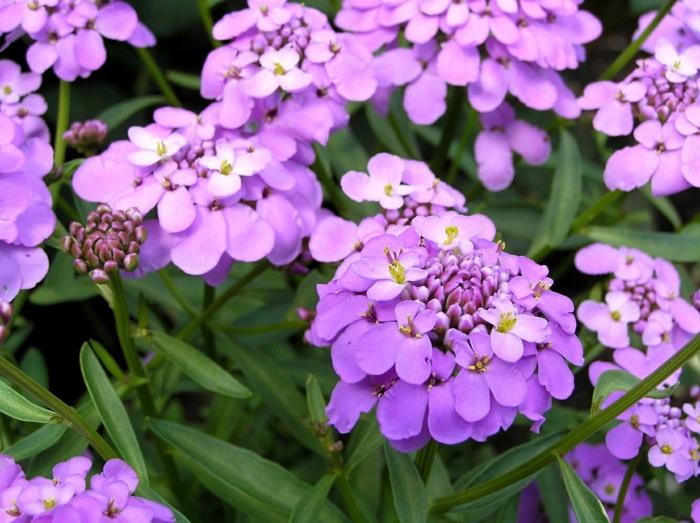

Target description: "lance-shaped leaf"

left=384, top=442, right=428, bottom=523
left=0, top=380, right=58, bottom=424
left=557, top=456, right=610, bottom=523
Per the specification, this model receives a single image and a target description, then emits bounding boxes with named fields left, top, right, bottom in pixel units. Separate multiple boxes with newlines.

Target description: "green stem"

left=446, top=109, right=477, bottom=185
left=158, top=272, right=196, bottom=318
left=135, top=48, right=182, bottom=107
left=415, top=439, right=438, bottom=483
left=388, top=110, right=421, bottom=160
left=197, top=0, right=219, bottom=48
left=177, top=262, right=270, bottom=340
left=612, top=451, right=643, bottom=523
left=430, top=88, right=464, bottom=174
left=0, top=356, right=117, bottom=460
left=53, top=81, right=71, bottom=172
left=429, top=332, right=700, bottom=513
left=600, top=0, right=677, bottom=80
left=336, top=474, right=373, bottom=523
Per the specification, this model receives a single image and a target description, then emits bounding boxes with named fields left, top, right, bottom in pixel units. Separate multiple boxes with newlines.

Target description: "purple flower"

left=578, top=291, right=641, bottom=349
left=693, top=497, right=700, bottom=523
left=684, top=402, right=700, bottom=434
left=479, top=299, right=549, bottom=362
left=649, top=428, right=695, bottom=477
left=655, top=39, right=700, bottom=83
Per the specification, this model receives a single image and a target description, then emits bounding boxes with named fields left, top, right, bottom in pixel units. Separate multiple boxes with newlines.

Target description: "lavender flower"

left=63, top=119, right=107, bottom=156
left=310, top=154, right=582, bottom=451
left=337, top=0, right=600, bottom=190
left=72, top=106, right=324, bottom=282
left=0, top=454, right=174, bottom=522
left=0, top=59, right=49, bottom=142
left=0, top=0, right=155, bottom=81
left=201, top=0, right=377, bottom=145
left=62, top=204, right=147, bottom=283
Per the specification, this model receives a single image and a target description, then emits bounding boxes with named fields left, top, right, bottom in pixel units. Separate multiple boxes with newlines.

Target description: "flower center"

left=220, top=159, right=233, bottom=175
left=384, top=183, right=393, bottom=197
left=672, top=59, right=682, bottom=71
left=630, top=414, right=640, bottom=429
left=398, top=315, right=421, bottom=338
left=156, top=141, right=167, bottom=157
left=604, top=484, right=615, bottom=496
left=388, top=260, right=406, bottom=284
left=2, top=86, right=11, bottom=95
left=496, top=312, right=516, bottom=333
left=273, top=62, right=286, bottom=75
left=443, top=225, right=459, bottom=245
left=105, top=499, right=120, bottom=517
left=610, top=310, right=622, bottom=321
left=661, top=443, right=673, bottom=455
left=533, top=280, right=550, bottom=298
left=43, top=498, right=56, bottom=510
left=468, top=355, right=490, bottom=373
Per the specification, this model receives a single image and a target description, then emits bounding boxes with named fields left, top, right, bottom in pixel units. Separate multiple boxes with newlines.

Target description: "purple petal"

left=453, top=370, right=490, bottom=422
left=377, top=381, right=428, bottom=439
left=427, top=381, right=473, bottom=444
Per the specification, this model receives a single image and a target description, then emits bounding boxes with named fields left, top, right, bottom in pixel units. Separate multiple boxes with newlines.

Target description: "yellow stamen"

left=443, top=225, right=459, bottom=245
left=496, top=312, right=517, bottom=333
left=388, top=260, right=406, bottom=284
left=220, top=159, right=233, bottom=175
left=156, top=141, right=167, bottom=157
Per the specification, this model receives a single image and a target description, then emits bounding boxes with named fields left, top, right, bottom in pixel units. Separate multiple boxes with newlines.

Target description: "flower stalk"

left=135, top=48, right=182, bottom=107
left=53, top=80, right=71, bottom=173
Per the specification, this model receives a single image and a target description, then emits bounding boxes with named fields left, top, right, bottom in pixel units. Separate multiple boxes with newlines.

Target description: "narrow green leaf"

left=219, top=335, right=326, bottom=456
left=494, top=492, right=520, bottom=523
left=4, top=424, right=66, bottom=460
left=20, top=349, right=48, bottom=389
left=528, top=129, right=582, bottom=256
left=384, top=442, right=428, bottom=523
left=591, top=370, right=674, bottom=414
left=79, top=344, right=148, bottom=483
left=583, top=225, right=700, bottom=262
left=557, top=456, right=610, bottom=523
left=149, top=331, right=251, bottom=399
left=305, top=375, right=327, bottom=425
left=97, top=95, right=167, bottom=130
left=150, top=419, right=348, bottom=523
left=536, top=463, right=569, bottom=523
left=0, top=380, right=58, bottom=424
left=289, top=473, right=337, bottom=523
left=364, top=105, right=409, bottom=157
left=165, top=70, right=201, bottom=90
left=641, top=186, right=682, bottom=230
left=344, top=418, right=382, bottom=473
left=637, top=517, right=677, bottom=522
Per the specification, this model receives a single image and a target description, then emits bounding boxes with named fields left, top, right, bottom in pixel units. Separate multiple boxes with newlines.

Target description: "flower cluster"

left=518, top=443, right=653, bottom=523
left=579, top=25, right=700, bottom=195
left=0, top=62, right=55, bottom=304
left=0, top=59, right=49, bottom=142
left=309, top=153, right=582, bottom=451
left=0, top=0, right=155, bottom=81
left=72, top=106, right=323, bottom=283
left=0, top=454, right=174, bottom=522
left=63, top=119, right=107, bottom=156
left=62, top=204, right=147, bottom=283
left=336, top=0, right=601, bottom=190
left=635, top=0, right=700, bottom=55
left=577, top=243, right=700, bottom=483
left=201, top=0, right=376, bottom=150
left=576, top=243, right=700, bottom=352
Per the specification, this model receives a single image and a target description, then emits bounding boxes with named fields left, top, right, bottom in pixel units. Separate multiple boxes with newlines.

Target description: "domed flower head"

left=310, top=154, right=581, bottom=451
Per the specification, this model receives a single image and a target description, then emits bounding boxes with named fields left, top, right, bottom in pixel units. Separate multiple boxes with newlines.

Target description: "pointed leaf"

left=536, top=463, right=569, bottom=523
left=591, top=370, right=675, bottom=414
left=149, top=419, right=348, bottom=523
left=0, top=380, right=58, bottom=424
left=97, top=95, right=167, bottom=130
left=4, top=424, right=67, bottom=460
left=345, top=418, right=383, bottom=474
left=557, top=456, right=610, bottom=523
left=583, top=225, right=700, bottom=262
left=289, top=473, right=337, bottom=523
left=384, top=442, right=428, bottom=523
left=79, top=344, right=149, bottom=483
left=149, top=331, right=251, bottom=399
left=306, top=374, right=327, bottom=425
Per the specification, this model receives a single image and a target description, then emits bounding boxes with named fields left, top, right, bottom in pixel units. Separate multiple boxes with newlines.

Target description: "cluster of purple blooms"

left=63, top=119, right=107, bottom=157
left=336, top=0, right=601, bottom=190
left=0, top=454, right=174, bottom=522
left=0, top=59, right=54, bottom=306
left=579, top=2, right=700, bottom=196
left=0, top=0, right=154, bottom=81
left=518, top=443, right=653, bottom=523
left=307, top=153, right=582, bottom=451
left=72, top=106, right=324, bottom=284
left=200, top=0, right=377, bottom=148
left=576, top=243, right=700, bottom=484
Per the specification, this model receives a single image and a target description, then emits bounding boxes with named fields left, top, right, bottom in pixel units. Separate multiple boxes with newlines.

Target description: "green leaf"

left=4, top=424, right=67, bottom=460
left=536, top=463, right=569, bottom=523
left=219, top=335, right=326, bottom=456
left=640, top=186, right=682, bottom=231
left=305, top=374, right=327, bottom=425
left=20, top=349, right=48, bottom=389
left=591, top=370, right=675, bottom=414
left=0, top=380, right=58, bottom=424
left=583, top=225, right=700, bottom=262
left=166, top=70, right=201, bottom=90
left=364, top=105, right=410, bottom=157
left=528, top=129, right=582, bottom=256
left=637, top=517, right=678, bottom=522
left=384, top=442, right=428, bottom=523
left=557, top=456, right=610, bottom=523
left=289, top=473, right=337, bottom=523
left=150, top=419, right=348, bottom=523
left=345, top=418, right=382, bottom=473
left=494, top=492, right=520, bottom=523
left=30, top=255, right=98, bottom=305
left=79, top=344, right=149, bottom=483
left=97, top=95, right=167, bottom=130
left=149, top=331, right=251, bottom=399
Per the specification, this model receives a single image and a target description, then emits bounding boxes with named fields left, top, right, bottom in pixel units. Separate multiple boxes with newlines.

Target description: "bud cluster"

left=62, top=205, right=147, bottom=284
left=0, top=303, right=12, bottom=345
left=63, top=119, right=108, bottom=156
